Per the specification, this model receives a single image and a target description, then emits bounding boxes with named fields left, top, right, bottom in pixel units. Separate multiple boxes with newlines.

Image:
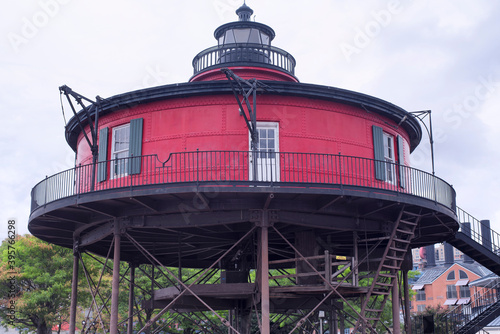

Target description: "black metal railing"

left=444, top=280, right=500, bottom=333
left=456, top=208, right=500, bottom=255
left=30, top=151, right=455, bottom=213
left=192, top=43, right=296, bottom=76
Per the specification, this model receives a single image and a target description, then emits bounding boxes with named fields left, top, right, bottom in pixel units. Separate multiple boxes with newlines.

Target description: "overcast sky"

left=1, top=0, right=499, bottom=241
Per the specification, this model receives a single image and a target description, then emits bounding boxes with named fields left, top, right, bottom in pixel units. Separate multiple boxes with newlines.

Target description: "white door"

left=249, top=122, right=279, bottom=182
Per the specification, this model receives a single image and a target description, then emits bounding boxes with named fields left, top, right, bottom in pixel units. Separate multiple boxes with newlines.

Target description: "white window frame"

left=383, top=132, right=396, bottom=184
left=459, top=285, right=471, bottom=298
left=447, top=285, right=458, bottom=299
left=416, top=288, right=426, bottom=301
left=111, top=123, right=130, bottom=178
left=249, top=122, right=280, bottom=182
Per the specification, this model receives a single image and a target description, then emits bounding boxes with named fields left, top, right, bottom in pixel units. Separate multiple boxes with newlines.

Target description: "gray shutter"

left=397, top=135, right=406, bottom=189
left=97, top=127, right=109, bottom=182
left=372, top=125, right=386, bottom=181
left=129, top=118, right=143, bottom=175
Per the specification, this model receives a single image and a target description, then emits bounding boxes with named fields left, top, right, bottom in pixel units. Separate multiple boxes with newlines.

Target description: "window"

left=447, top=271, right=455, bottom=280
left=460, top=286, right=471, bottom=298
left=383, top=132, right=396, bottom=183
left=111, top=124, right=130, bottom=177
left=372, top=125, right=403, bottom=185
left=417, top=305, right=426, bottom=312
left=459, top=270, right=468, bottom=279
left=97, top=118, right=143, bottom=182
left=416, top=288, right=426, bottom=301
left=249, top=122, right=279, bottom=182
left=447, top=285, right=458, bottom=299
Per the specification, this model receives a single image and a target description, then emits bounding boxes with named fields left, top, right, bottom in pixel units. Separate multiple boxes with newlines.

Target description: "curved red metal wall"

left=76, top=94, right=410, bottom=167
left=190, top=67, right=298, bottom=82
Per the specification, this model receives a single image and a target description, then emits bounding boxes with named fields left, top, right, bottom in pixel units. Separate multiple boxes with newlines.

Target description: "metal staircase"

left=445, top=209, right=500, bottom=333
left=354, top=209, right=420, bottom=333
left=446, top=281, right=500, bottom=334
left=448, top=209, right=500, bottom=276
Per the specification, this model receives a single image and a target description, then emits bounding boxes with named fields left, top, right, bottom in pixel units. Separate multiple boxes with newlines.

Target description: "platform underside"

left=148, top=283, right=369, bottom=313
left=29, top=182, right=458, bottom=267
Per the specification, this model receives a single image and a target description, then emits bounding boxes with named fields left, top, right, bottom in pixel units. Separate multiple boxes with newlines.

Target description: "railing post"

left=196, top=149, right=199, bottom=186
left=338, top=152, right=343, bottom=190
left=462, top=222, right=474, bottom=263
left=44, top=175, right=48, bottom=207
left=481, top=220, right=492, bottom=251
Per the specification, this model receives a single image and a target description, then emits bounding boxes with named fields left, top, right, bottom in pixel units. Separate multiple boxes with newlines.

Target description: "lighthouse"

left=29, top=3, right=459, bottom=333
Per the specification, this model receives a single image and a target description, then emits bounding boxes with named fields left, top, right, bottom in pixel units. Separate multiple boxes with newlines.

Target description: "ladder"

left=354, top=208, right=420, bottom=333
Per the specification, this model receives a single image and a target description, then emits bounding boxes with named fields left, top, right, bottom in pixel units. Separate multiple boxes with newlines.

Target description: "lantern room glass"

left=219, top=28, right=270, bottom=46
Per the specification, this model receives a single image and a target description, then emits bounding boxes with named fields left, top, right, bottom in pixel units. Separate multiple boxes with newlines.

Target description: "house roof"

left=469, top=272, right=500, bottom=287
left=413, top=262, right=491, bottom=285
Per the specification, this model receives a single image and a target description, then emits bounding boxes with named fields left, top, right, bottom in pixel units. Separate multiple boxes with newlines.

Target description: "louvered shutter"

left=397, top=135, right=406, bottom=189
left=97, top=127, right=109, bottom=182
left=128, top=118, right=143, bottom=175
left=372, top=125, right=386, bottom=181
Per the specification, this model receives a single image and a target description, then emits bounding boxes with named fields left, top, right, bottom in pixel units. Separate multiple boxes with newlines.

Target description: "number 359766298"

left=7, top=220, right=16, bottom=270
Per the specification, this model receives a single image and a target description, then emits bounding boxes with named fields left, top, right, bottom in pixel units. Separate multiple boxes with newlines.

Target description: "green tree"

left=0, top=235, right=79, bottom=334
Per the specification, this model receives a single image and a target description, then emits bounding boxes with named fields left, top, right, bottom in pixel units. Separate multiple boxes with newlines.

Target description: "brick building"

left=412, top=243, right=490, bottom=312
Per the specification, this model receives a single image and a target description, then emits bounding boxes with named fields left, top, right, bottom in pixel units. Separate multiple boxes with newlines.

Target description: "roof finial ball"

left=236, top=1, right=254, bottom=21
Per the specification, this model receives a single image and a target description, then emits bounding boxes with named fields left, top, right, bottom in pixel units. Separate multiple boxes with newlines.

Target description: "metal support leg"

left=110, top=221, right=121, bottom=334
left=128, top=264, right=135, bottom=334
left=392, top=273, right=401, bottom=334
left=331, top=309, right=338, bottom=334
left=403, top=270, right=412, bottom=334
left=260, top=225, right=270, bottom=334
left=69, top=250, right=79, bottom=334
left=339, top=310, right=345, bottom=334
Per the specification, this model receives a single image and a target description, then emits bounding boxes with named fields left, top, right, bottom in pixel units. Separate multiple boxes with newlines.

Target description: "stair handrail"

left=456, top=207, right=499, bottom=255
left=443, top=279, right=500, bottom=332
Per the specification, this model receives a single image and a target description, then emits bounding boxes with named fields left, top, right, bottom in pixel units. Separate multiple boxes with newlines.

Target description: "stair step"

left=372, top=290, right=390, bottom=296
left=375, top=282, right=393, bottom=288
left=359, top=236, right=390, bottom=243
left=379, top=273, right=396, bottom=279
left=382, top=264, right=401, bottom=270
left=396, top=228, right=414, bottom=235
left=366, top=309, right=383, bottom=313
left=400, top=219, right=418, bottom=226
left=393, top=238, right=411, bottom=244
left=402, top=211, right=421, bottom=217
left=386, top=255, right=404, bottom=261
left=389, top=246, right=407, bottom=252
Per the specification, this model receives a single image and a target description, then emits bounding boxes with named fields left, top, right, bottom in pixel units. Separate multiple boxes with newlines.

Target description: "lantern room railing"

left=192, top=43, right=296, bottom=76
left=30, top=151, right=455, bottom=213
